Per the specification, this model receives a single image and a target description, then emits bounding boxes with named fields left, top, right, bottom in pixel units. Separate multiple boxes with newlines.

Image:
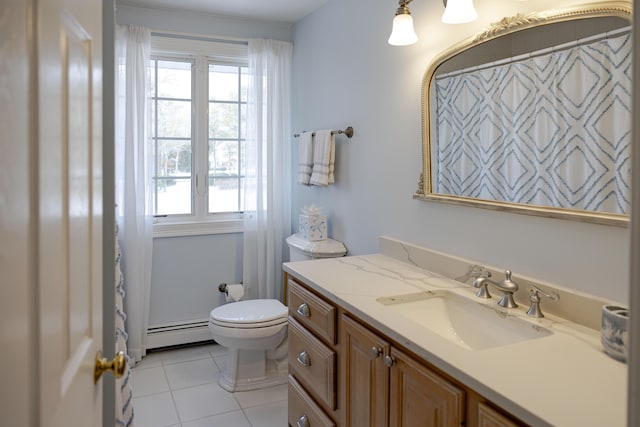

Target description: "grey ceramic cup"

left=601, top=305, right=629, bottom=363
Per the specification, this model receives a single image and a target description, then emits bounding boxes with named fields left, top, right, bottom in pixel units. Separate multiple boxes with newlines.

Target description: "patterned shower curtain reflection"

left=115, top=223, right=134, bottom=426
left=434, top=31, right=632, bottom=214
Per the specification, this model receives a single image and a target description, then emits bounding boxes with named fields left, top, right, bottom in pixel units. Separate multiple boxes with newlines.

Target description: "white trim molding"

left=153, top=219, right=244, bottom=238
left=146, top=320, right=213, bottom=349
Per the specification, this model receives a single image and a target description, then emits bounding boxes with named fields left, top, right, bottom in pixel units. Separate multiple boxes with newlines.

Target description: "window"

left=150, top=58, right=194, bottom=216
left=208, top=64, right=247, bottom=213
left=149, top=35, right=248, bottom=235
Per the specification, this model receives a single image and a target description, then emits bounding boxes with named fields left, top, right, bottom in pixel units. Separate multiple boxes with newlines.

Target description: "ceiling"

left=117, top=0, right=328, bottom=23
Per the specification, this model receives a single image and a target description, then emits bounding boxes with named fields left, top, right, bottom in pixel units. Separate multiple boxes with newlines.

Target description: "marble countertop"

left=283, top=253, right=627, bottom=427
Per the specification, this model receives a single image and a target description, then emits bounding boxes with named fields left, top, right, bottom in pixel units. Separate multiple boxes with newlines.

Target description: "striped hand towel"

left=297, top=131, right=313, bottom=185
left=310, top=130, right=335, bottom=186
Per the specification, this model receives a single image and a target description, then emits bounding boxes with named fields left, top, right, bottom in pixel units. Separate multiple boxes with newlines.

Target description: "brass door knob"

left=94, top=351, right=126, bottom=384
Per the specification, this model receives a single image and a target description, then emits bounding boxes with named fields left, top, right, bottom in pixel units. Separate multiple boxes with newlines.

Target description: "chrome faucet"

left=472, top=270, right=519, bottom=308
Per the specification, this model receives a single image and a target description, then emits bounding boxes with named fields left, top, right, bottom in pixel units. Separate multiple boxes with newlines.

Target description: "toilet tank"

left=286, top=234, right=347, bottom=261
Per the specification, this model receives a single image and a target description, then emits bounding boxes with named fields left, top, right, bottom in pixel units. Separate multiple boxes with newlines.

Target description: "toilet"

left=208, top=233, right=346, bottom=392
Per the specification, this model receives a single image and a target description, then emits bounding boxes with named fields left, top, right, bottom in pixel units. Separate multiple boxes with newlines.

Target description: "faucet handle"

left=469, top=264, right=491, bottom=278
left=455, top=264, right=491, bottom=283
left=526, top=285, right=559, bottom=318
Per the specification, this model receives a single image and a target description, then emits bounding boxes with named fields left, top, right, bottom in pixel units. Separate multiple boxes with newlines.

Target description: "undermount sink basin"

left=378, top=291, right=552, bottom=350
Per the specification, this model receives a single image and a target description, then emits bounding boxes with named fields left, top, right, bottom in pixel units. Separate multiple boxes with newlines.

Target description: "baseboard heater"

left=147, top=319, right=212, bottom=349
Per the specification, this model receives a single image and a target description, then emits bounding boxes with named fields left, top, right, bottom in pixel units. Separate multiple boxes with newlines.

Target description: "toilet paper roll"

left=225, top=284, right=245, bottom=302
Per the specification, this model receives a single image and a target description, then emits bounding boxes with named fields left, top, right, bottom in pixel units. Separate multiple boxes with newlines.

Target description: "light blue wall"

left=291, top=0, right=630, bottom=304
left=149, top=233, right=242, bottom=325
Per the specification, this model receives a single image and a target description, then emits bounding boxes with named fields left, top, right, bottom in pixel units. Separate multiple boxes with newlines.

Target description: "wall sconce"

left=388, top=0, right=418, bottom=46
left=388, top=0, right=478, bottom=46
left=442, top=0, right=478, bottom=24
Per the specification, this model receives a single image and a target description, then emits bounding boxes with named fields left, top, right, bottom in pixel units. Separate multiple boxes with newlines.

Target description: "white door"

left=39, top=0, right=104, bottom=425
left=1, top=0, right=104, bottom=425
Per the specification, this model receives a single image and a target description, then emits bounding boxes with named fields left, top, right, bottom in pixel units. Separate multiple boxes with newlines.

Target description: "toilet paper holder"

left=218, top=282, right=243, bottom=295
left=218, top=282, right=245, bottom=302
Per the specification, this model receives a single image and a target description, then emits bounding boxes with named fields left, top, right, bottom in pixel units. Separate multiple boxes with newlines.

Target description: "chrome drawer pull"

left=297, top=351, right=311, bottom=367
left=297, top=303, right=310, bottom=317
left=297, top=414, right=310, bottom=427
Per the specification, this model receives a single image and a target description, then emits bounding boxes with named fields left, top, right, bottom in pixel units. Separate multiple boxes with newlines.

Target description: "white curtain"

left=434, top=32, right=632, bottom=214
left=243, top=39, right=293, bottom=301
left=115, top=25, right=153, bottom=365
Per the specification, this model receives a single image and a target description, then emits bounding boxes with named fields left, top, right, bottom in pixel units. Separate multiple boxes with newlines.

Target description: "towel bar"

left=293, top=126, right=353, bottom=139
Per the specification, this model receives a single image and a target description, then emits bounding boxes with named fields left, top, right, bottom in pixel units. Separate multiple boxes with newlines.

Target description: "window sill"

left=153, top=219, right=244, bottom=238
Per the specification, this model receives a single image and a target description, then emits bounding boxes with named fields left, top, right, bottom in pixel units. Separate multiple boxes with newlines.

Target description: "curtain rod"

left=436, top=25, right=631, bottom=80
left=293, top=127, right=354, bottom=139
left=150, top=31, right=249, bottom=46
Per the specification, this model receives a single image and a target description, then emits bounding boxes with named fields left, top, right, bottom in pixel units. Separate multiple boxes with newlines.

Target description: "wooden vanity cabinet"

left=286, top=273, right=527, bottom=427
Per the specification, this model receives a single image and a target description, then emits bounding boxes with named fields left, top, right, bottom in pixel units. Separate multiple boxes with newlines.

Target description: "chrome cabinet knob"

left=297, top=302, right=310, bottom=317
left=370, top=346, right=383, bottom=358
left=297, top=414, right=310, bottom=427
left=297, top=350, right=311, bottom=367
left=384, top=355, right=396, bottom=367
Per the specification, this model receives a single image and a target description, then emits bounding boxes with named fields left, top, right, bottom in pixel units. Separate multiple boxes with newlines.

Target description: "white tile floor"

left=130, top=342, right=288, bottom=427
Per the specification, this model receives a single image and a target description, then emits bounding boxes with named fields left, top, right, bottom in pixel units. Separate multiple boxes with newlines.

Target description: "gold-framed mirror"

left=415, top=1, right=632, bottom=227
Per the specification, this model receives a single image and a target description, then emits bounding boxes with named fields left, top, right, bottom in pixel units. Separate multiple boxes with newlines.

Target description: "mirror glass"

left=416, top=3, right=632, bottom=226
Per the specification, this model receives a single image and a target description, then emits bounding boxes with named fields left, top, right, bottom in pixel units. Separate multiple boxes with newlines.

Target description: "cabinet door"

left=389, top=347, right=465, bottom=427
left=477, top=402, right=524, bottom=427
left=342, top=315, right=390, bottom=427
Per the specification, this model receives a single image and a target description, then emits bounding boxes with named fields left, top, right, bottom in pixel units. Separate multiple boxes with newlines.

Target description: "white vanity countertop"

left=283, top=254, right=627, bottom=427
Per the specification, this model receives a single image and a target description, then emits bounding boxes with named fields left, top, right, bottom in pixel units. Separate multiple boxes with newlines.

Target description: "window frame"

left=149, top=33, right=248, bottom=237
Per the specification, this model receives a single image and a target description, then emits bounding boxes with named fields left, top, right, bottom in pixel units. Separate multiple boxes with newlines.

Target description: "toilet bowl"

left=209, top=233, right=346, bottom=392
left=208, top=299, right=288, bottom=392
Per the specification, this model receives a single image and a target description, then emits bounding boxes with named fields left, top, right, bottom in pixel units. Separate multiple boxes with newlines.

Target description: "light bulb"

left=442, top=0, right=478, bottom=24
left=388, top=13, right=418, bottom=46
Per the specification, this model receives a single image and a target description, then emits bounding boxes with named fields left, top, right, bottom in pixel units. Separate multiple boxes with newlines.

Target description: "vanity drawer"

left=288, top=375, right=336, bottom=427
left=288, top=278, right=337, bottom=345
left=288, top=316, right=336, bottom=409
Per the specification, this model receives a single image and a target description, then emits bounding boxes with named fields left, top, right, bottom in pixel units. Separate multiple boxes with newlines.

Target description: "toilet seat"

left=210, top=299, right=287, bottom=329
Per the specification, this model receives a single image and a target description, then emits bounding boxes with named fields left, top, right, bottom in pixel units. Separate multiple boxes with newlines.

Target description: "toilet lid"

left=210, top=299, right=288, bottom=327
left=286, top=234, right=347, bottom=258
